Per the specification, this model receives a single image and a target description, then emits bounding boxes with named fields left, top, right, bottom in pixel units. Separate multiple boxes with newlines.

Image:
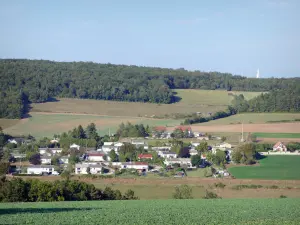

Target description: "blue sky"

left=0, top=0, right=299, bottom=77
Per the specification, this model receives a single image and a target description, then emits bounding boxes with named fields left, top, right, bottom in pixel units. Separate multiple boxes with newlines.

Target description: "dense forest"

left=1, top=59, right=300, bottom=118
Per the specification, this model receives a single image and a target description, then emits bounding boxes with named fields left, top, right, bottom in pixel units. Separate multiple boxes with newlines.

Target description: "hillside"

left=1, top=59, right=300, bottom=119
left=0, top=199, right=299, bottom=224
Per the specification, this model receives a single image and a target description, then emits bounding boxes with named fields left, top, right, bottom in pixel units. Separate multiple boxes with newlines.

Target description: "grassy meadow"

left=229, top=156, right=300, bottom=180
left=1, top=199, right=300, bottom=224
left=253, top=133, right=300, bottom=139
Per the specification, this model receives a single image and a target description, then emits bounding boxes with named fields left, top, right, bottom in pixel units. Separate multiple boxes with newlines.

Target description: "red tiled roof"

left=154, top=126, right=166, bottom=131
left=176, top=126, right=192, bottom=131
left=138, top=154, right=153, bottom=159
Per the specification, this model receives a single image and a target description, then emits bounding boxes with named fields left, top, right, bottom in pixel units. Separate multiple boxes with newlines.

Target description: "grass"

left=0, top=119, right=20, bottom=129
left=186, top=169, right=206, bottom=177
left=198, top=113, right=300, bottom=125
left=3, top=113, right=180, bottom=138
left=253, top=133, right=300, bottom=138
left=229, top=156, right=300, bottom=180
left=0, top=199, right=300, bottom=224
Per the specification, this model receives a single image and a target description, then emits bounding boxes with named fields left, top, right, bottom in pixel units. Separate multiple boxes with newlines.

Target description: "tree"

left=109, top=150, right=118, bottom=162
left=232, top=143, right=256, bottom=164
left=196, top=142, right=208, bottom=154
left=86, top=167, right=91, bottom=174
left=214, top=150, right=227, bottom=166
left=0, top=162, right=9, bottom=175
left=172, top=128, right=184, bottom=139
left=86, top=123, right=99, bottom=141
left=69, top=153, right=80, bottom=165
left=178, top=147, right=190, bottom=158
left=51, top=155, right=60, bottom=166
left=203, top=167, right=213, bottom=177
left=173, top=185, right=193, bottom=199
left=191, top=155, right=201, bottom=167
left=221, top=136, right=226, bottom=142
left=29, top=154, right=41, bottom=165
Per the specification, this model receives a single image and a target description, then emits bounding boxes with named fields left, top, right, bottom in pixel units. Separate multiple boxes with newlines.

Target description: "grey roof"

left=161, top=151, right=177, bottom=154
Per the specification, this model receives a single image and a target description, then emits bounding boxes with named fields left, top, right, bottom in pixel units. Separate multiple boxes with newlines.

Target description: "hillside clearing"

left=0, top=199, right=300, bottom=224
left=229, top=156, right=300, bottom=180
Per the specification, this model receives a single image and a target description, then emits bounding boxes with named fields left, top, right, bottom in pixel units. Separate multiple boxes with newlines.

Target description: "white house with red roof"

left=87, top=152, right=105, bottom=162
left=138, top=154, right=153, bottom=160
left=273, top=142, right=287, bottom=152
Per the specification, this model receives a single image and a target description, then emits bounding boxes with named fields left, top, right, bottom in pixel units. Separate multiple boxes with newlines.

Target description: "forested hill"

left=0, top=59, right=300, bottom=118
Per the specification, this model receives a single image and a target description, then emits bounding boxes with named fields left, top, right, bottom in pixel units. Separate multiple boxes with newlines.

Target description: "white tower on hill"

left=256, top=69, right=260, bottom=78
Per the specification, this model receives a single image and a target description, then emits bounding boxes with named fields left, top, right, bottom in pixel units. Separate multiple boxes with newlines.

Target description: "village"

left=5, top=125, right=296, bottom=178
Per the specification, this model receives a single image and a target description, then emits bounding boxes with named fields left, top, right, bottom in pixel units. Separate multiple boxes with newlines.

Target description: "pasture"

left=1, top=199, right=300, bottom=224
left=3, top=113, right=180, bottom=138
left=229, top=156, right=300, bottom=180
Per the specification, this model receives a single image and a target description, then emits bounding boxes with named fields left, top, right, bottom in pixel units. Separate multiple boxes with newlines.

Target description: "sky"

left=0, top=0, right=299, bottom=78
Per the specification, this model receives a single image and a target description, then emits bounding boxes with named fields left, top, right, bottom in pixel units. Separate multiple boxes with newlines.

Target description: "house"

left=70, top=143, right=80, bottom=150
left=158, top=151, right=177, bottom=159
left=273, top=142, right=287, bottom=152
left=152, top=146, right=172, bottom=151
left=138, top=154, right=153, bottom=160
left=121, top=162, right=148, bottom=172
left=189, top=149, right=198, bottom=156
left=152, top=126, right=167, bottom=138
left=59, top=156, right=69, bottom=164
left=101, top=142, right=123, bottom=153
left=41, top=155, right=52, bottom=164
left=27, top=165, right=57, bottom=175
left=131, top=139, right=146, bottom=145
left=75, top=163, right=103, bottom=175
left=164, top=158, right=192, bottom=167
left=87, top=152, right=105, bottom=162
left=175, top=126, right=192, bottom=136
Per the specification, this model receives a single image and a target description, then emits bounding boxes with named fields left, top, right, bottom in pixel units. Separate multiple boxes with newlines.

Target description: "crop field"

left=253, top=133, right=300, bottom=139
left=2, top=113, right=180, bottom=138
left=1, top=199, right=300, bottom=224
left=0, top=119, right=20, bottom=129
left=229, top=156, right=300, bottom=180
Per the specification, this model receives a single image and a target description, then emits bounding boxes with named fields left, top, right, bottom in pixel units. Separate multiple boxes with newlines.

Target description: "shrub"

left=203, top=167, right=213, bottom=177
left=280, top=195, right=287, bottom=198
left=203, top=190, right=221, bottom=199
left=214, top=182, right=226, bottom=189
left=173, top=185, right=193, bottom=199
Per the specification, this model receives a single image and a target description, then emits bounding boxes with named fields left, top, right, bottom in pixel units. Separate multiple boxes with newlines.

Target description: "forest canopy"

left=1, top=59, right=300, bottom=118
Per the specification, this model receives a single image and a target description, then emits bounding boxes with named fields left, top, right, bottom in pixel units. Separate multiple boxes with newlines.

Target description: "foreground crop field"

left=229, top=156, right=300, bottom=180
left=3, top=113, right=180, bottom=138
left=1, top=199, right=300, bottom=225
left=196, top=113, right=300, bottom=125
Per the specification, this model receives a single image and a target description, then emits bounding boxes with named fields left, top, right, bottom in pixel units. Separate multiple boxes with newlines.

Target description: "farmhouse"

left=41, top=155, right=52, bottom=164
left=39, top=148, right=62, bottom=155
left=152, top=146, right=172, bottom=151
left=164, top=158, right=192, bottom=167
left=27, top=165, right=57, bottom=175
left=273, top=142, right=287, bottom=152
left=87, top=152, right=105, bottom=162
left=158, top=151, right=177, bottom=159
left=101, top=142, right=123, bottom=153
left=121, top=162, right=148, bottom=172
left=138, top=154, right=153, bottom=160
left=176, top=126, right=192, bottom=136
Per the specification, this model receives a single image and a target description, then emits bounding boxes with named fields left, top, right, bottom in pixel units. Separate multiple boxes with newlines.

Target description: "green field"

left=0, top=199, right=299, bottom=224
left=229, top=156, right=300, bottom=180
left=2, top=113, right=180, bottom=138
left=253, top=133, right=300, bottom=138
left=198, top=113, right=300, bottom=125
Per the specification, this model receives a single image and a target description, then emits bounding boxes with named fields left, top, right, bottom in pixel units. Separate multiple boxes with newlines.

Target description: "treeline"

left=0, top=177, right=138, bottom=202
left=232, top=89, right=300, bottom=113
left=183, top=106, right=236, bottom=125
left=1, top=59, right=300, bottom=118
left=116, top=123, right=150, bottom=138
